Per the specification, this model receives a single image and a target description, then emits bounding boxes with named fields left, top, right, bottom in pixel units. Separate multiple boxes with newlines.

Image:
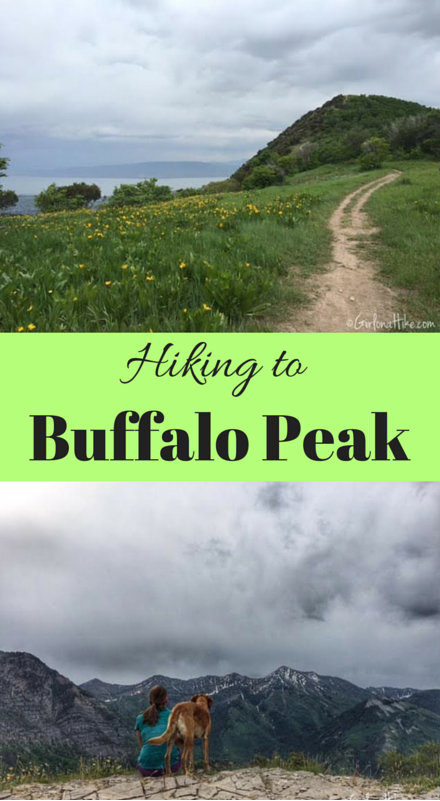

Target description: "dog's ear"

left=206, top=696, right=214, bottom=708
left=191, top=694, right=199, bottom=702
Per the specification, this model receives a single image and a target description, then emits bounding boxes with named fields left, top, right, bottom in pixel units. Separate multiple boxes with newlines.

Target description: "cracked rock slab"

left=3, top=768, right=440, bottom=800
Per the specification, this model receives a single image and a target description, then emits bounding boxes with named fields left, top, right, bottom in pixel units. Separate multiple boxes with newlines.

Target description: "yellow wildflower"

left=27, top=305, right=33, bottom=311
left=28, top=323, right=36, bottom=331
left=121, top=264, right=128, bottom=270
left=104, top=281, right=112, bottom=287
left=79, top=263, right=86, bottom=269
left=203, top=303, right=211, bottom=312
left=17, top=326, right=25, bottom=332
left=179, top=261, right=187, bottom=269
left=146, top=275, right=155, bottom=281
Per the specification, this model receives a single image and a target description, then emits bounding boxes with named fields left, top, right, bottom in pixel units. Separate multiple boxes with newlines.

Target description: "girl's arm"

left=136, top=731, right=143, bottom=750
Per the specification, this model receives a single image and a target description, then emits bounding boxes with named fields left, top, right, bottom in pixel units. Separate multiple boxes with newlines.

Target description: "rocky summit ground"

left=1, top=768, right=440, bottom=801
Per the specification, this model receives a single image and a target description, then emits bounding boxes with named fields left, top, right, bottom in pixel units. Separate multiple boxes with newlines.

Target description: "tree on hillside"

left=108, top=178, right=172, bottom=207
left=294, top=142, right=320, bottom=171
left=385, top=111, right=440, bottom=158
left=242, top=164, right=283, bottom=190
left=0, top=144, right=18, bottom=212
left=420, top=111, right=440, bottom=158
left=358, top=136, right=390, bottom=170
left=35, top=182, right=101, bottom=212
left=278, top=153, right=298, bottom=175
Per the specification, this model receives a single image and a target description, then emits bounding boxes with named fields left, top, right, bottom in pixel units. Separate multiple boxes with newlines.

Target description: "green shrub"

left=421, top=137, right=440, bottom=159
left=35, top=182, right=101, bottom=212
left=203, top=178, right=240, bottom=194
left=65, top=182, right=101, bottom=203
left=0, top=189, right=18, bottom=211
left=108, top=177, right=172, bottom=207
left=294, top=142, right=320, bottom=171
left=242, top=165, right=283, bottom=189
left=278, top=153, right=298, bottom=175
left=386, top=111, right=440, bottom=159
left=0, top=144, right=18, bottom=211
left=379, top=742, right=440, bottom=784
left=252, top=149, right=273, bottom=166
left=358, top=136, right=390, bottom=170
left=174, top=187, right=203, bottom=198
left=253, top=751, right=326, bottom=774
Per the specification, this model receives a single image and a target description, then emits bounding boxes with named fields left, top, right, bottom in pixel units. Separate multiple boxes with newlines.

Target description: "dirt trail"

left=280, top=171, right=402, bottom=332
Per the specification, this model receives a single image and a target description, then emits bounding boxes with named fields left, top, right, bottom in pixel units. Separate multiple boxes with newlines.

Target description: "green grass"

left=253, top=751, right=327, bottom=775
left=366, top=160, right=440, bottom=329
left=379, top=741, right=440, bottom=794
left=0, top=169, right=381, bottom=333
left=1, top=160, right=438, bottom=331
left=0, top=188, right=319, bottom=332
left=0, top=755, right=130, bottom=791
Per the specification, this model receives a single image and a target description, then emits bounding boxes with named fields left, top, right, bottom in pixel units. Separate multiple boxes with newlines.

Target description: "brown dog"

left=147, top=693, right=213, bottom=775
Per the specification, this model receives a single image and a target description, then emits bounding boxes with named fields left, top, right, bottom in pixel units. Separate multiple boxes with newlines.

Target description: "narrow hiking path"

left=279, top=171, right=402, bottom=332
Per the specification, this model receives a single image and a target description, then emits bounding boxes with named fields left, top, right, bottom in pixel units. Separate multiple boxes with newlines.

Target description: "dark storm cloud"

left=0, top=483, right=439, bottom=690
left=250, top=481, right=440, bottom=628
left=1, top=0, right=439, bottom=169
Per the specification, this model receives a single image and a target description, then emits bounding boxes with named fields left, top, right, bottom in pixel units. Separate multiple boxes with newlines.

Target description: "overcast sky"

left=0, top=482, right=439, bottom=690
left=1, top=0, right=440, bottom=170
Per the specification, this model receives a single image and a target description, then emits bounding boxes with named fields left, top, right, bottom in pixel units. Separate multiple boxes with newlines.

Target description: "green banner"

left=1, top=333, right=437, bottom=480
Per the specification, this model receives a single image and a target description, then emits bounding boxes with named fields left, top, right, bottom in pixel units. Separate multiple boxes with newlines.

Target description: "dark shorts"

left=137, top=761, right=181, bottom=777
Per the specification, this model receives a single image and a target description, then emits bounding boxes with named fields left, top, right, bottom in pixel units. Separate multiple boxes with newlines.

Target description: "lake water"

left=2, top=175, right=227, bottom=215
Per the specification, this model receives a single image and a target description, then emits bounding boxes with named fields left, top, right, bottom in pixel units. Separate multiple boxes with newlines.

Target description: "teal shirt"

left=135, top=709, right=180, bottom=770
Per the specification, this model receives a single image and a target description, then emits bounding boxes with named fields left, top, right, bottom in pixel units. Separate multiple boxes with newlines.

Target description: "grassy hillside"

left=1, top=160, right=439, bottom=331
left=1, top=94, right=439, bottom=332
left=0, top=188, right=317, bottom=332
left=232, top=94, right=439, bottom=185
left=0, top=170, right=377, bottom=333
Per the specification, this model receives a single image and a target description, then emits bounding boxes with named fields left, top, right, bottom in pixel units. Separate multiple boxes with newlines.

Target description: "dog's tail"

left=147, top=706, right=180, bottom=746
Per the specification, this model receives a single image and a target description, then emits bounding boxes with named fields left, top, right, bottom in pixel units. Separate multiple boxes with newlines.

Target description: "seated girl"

left=135, top=685, right=181, bottom=777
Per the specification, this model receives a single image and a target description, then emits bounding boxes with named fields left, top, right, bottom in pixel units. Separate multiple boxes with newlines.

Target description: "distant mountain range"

left=1, top=652, right=439, bottom=775
left=15, top=161, right=241, bottom=179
